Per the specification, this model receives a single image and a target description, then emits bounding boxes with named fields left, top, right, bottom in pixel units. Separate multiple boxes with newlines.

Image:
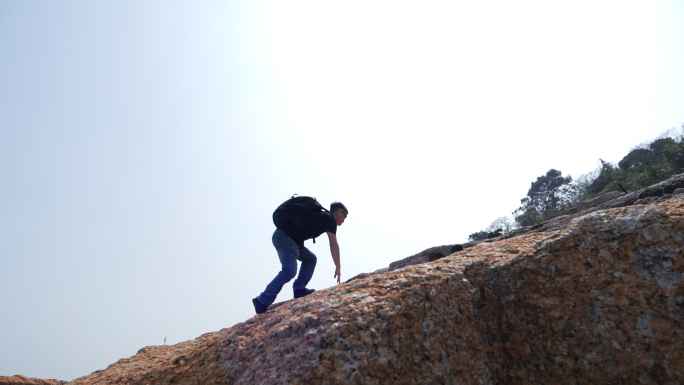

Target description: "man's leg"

left=256, top=230, right=299, bottom=307
left=293, top=245, right=317, bottom=291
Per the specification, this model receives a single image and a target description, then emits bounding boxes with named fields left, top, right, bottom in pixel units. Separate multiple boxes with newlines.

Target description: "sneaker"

left=252, top=297, right=268, bottom=314
left=293, top=288, right=315, bottom=298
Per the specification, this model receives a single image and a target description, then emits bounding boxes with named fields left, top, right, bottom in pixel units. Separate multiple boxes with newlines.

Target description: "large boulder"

left=0, top=376, right=65, bottom=385
left=388, top=243, right=467, bottom=271
left=575, top=190, right=624, bottom=211
left=68, top=196, right=684, bottom=384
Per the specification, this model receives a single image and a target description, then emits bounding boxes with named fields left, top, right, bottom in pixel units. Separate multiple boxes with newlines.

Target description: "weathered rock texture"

left=391, top=173, right=684, bottom=272
left=0, top=376, right=65, bottom=385
left=67, top=191, right=684, bottom=384
left=389, top=243, right=468, bottom=271
left=575, top=190, right=624, bottom=211
left=69, top=332, right=222, bottom=385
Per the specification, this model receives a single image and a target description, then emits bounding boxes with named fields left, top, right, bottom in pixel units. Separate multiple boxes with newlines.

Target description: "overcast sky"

left=1, top=1, right=683, bottom=381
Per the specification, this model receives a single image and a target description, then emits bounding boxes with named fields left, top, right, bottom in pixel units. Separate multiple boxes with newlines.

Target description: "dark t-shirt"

left=279, top=210, right=337, bottom=246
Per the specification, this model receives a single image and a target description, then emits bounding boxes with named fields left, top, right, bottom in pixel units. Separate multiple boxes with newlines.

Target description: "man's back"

left=278, top=209, right=337, bottom=246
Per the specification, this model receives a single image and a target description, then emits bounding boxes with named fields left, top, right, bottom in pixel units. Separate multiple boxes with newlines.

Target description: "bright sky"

left=1, top=1, right=683, bottom=381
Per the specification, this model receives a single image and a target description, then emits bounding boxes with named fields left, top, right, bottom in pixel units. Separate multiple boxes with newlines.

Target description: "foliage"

left=468, top=216, right=518, bottom=241
left=513, top=169, right=573, bottom=226
left=468, top=230, right=496, bottom=242
left=465, top=123, right=684, bottom=239
left=584, top=127, right=684, bottom=197
left=584, top=159, right=616, bottom=197
left=562, top=172, right=594, bottom=205
left=488, top=216, right=519, bottom=234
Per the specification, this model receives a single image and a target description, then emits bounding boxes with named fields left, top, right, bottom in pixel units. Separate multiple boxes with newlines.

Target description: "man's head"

left=330, top=202, right=348, bottom=226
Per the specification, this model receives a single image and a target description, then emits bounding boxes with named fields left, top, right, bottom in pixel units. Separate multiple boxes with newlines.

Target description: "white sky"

left=1, top=1, right=683, bottom=381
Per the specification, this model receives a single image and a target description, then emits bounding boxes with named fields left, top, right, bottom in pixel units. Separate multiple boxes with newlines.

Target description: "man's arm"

left=326, top=231, right=341, bottom=284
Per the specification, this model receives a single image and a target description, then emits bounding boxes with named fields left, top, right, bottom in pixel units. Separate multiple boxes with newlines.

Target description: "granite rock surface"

left=391, top=173, right=684, bottom=272
left=66, top=194, right=684, bottom=384
left=0, top=376, right=65, bottom=385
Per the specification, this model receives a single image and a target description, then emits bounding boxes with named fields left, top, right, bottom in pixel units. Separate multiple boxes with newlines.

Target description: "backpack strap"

left=312, top=207, right=332, bottom=244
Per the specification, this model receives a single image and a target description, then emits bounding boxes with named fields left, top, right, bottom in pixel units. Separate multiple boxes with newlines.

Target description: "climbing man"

left=252, top=196, right=348, bottom=314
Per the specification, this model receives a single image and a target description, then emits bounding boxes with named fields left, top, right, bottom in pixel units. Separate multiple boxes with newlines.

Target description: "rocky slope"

left=0, top=376, right=65, bottom=385
left=389, top=173, right=684, bottom=271
left=55, top=174, right=684, bottom=384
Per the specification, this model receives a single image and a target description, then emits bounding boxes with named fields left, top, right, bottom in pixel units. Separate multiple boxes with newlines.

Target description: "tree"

left=584, top=127, right=684, bottom=197
left=662, top=138, right=684, bottom=173
left=561, top=172, right=594, bottom=206
left=487, top=216, right=518, bottom=234
left=513, top=169, right=572, bottom=226
left=468, top=216, right=518, bottom=242
left=618, top=148, right=654, bottom=170
left=468, top=230, right=490, bottom=242
left=584, top=159, right=619, bottom=197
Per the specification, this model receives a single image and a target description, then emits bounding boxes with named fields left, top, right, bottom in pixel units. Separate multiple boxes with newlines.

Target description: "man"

left=252, top=201, right=348, bottom=314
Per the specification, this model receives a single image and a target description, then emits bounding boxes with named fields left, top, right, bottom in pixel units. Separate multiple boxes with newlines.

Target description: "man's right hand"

left=327, top=231, right=342, bottom=284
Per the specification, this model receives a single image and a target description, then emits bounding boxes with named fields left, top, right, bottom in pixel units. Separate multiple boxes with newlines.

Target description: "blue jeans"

left=257, top=229, right=317, bottom=306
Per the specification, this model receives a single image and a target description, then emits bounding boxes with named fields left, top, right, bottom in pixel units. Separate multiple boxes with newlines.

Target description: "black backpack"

left=273, top=195, right=329, bottom=242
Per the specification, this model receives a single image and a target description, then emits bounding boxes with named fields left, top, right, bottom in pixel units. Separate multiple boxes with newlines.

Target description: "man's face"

left=335, top=210, right=347, bottom=226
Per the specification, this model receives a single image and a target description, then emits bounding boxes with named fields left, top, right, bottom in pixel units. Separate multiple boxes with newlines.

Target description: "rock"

left=504, top=172, right=684, bottom=236
left=387, top=174, right=683, bottom=274
left=388, top=244, right=466, bottom=270
left=575, top=190, right=624, bottom=211
left=69, top=332, right=222, bottom=385
left=0, top=376, right=65, bottom=385
left=67, top=196, right=684, bottom=385
left=346, top=268, right=390, bottom=283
